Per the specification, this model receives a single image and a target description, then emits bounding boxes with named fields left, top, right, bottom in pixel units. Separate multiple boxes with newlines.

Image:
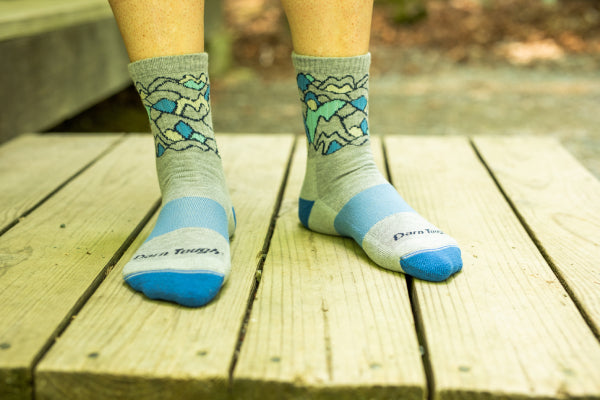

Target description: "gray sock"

left=293, top=52, right=462, bottom=282
left=123, top=53, right=235, bottom=307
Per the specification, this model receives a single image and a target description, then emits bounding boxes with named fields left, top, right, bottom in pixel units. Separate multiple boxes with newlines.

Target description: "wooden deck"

left=1, top=133, right=599, bottom=400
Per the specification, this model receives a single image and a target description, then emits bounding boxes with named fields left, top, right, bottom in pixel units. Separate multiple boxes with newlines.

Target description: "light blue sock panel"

left=293, top=53, right=462, bottom=282
left=333, top=184, right=461, bottom=282
left=124, top=197, right=233, bottom=307
left=123, top=53, right=235, bottom=307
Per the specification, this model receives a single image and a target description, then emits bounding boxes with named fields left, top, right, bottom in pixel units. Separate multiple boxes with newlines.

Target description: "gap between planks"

left=1, top=133, right=160, bottom=400
left=228, top=135, right=298, bottom=382
left=385, top=135, right=600, bottom=400
left=231, top=136, right=427, bottom=400
left=35, top=134, right=296, bottom=400
left=3, top=134, right=596, bottom=400
left=471, top=136, right=600, bottom=340
left=382, top=137, right=436, bottom=400
left=0, top=133, right=125, bottom=236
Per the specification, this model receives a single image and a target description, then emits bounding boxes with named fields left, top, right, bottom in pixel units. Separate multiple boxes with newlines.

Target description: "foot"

left=123, top=53, right=236, bottom=307
left=299, top=154, right=462, bottom=282
left=293, top=52, right=462, bottom=281
left=123, top=196, right=235, bottom=307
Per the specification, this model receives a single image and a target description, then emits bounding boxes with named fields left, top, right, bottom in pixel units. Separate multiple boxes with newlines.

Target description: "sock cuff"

left=292, top=52, right=371, bottom=75
left=128, top=53, right=209, bottom=81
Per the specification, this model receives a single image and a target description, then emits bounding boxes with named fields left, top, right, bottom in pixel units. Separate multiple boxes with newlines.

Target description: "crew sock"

left=293, top=52, right=462, bottom=282
left=123, top=53, right=235, bottom=306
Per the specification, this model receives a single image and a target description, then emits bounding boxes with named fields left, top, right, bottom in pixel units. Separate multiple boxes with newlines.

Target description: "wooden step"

left=0, top=133, right=598, bottom=400
left=0, top=0, right=130, bottom=142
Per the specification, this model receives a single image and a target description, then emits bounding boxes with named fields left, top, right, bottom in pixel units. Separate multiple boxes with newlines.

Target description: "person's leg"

left=109, top=0, right=205, bottom=61
left=282, top=0, right=462, bottom=281
left=109, top=0, right=235, bottom=307
left=281, top=0, right=372, bottom=57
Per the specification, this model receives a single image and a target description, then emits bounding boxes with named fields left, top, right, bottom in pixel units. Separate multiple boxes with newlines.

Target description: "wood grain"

left=0, top=133, right=122, bottom=232
left=473, top=136, right=600, bottom=337
left=6, top=134, right=598, bottom=400
left=0, top=0, right=114, bottom=41
left=35, top=134, right=295, bottom=400
left=385, top=136, right=600, bottom=399
left=232, top=137, right=427, bottom=400
left=0, top=135, right=159, bottom=400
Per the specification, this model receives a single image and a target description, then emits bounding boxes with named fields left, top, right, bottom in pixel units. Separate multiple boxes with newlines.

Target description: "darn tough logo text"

left=393, top=229, right=444, bottom=241
left=133, top=248, right=221, bottom=260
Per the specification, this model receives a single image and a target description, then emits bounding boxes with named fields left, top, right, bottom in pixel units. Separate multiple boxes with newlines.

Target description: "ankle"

left=302, top=151, right=386, bottom=201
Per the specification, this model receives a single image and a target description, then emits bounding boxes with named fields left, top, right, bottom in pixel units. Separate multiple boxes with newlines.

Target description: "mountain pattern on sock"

left=293, top=52, right=462, bottom=282
left=123, top=53, right=235, bottom=307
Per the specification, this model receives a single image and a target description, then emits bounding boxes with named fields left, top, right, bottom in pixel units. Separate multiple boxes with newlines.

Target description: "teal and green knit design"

left=132, top=60, right=217, bottom=158
left=295, top=54, right=370, bottom=155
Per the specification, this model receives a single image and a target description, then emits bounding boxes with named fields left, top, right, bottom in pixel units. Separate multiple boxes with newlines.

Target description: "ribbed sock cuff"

left=291, top=52, right=371, bottom=75
left=128, top=53, right=209, bottom=80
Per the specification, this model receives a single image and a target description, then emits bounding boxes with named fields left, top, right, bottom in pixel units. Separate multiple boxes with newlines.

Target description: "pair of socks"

left=123, top=52, right=462, bottom=307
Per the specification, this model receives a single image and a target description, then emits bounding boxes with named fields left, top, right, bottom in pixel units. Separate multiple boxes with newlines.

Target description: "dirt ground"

left=49, top=0, right=600, bottom=177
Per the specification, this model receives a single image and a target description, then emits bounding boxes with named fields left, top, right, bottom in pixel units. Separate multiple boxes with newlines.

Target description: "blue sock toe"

left=126, top=270, right=225, bottom=307
left=400, top=246, right=462, bottom=282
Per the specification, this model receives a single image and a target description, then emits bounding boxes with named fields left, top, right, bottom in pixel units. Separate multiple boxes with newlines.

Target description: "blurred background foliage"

left=49, top=0, right=600, bottom=138
left=221, top=0, right=599, bottom=73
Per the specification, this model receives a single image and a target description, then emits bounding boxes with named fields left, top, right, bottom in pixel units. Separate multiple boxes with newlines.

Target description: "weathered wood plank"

left=385, top=136, right=600, bottom=399
left=473, top=136, right=600, bottom=337
left=0, top=133, right=122, bottom=233
left=0, top=0, right=113, bottom=41
left=232, top=137, right=426, bottom=400
left=0, top=135, right=159, bottom=400
left=35, top=134, right=295, bottom=400
left=0, top=17, right=129, bottom=141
